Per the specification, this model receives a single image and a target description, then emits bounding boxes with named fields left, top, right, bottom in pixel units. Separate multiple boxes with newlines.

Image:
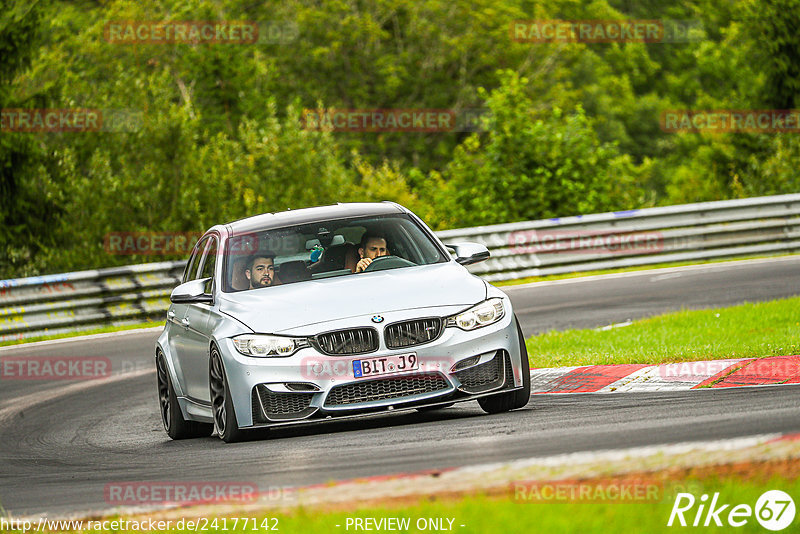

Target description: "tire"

left=478, top=316, right=531, bottom=414
left=209, top=346, right=248, bottom=443
left=156, top=351, right=213, bottom=440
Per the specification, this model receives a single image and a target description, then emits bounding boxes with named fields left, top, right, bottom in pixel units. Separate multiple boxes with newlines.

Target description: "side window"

left=198, top=237, right=218, bottom=294
left=182, top=238, right=207, bottom=283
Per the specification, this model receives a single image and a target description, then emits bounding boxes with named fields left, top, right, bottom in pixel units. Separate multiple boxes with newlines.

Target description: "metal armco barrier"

left=2, top=194, right=799, bottom=342
left=440, top=193, right=800, bottom=281
left=0, top=262, right=185, bottom=342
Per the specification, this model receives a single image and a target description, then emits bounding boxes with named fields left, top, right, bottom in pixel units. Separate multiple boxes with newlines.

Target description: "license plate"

left=353, top=353, right=418, bottom=378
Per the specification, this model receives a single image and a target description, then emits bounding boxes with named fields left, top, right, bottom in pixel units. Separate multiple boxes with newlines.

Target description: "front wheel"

left=156, top=351, right=212, bottom=439
left=209, top=346, right=248, bottom=443
left=478, top=316, right=531, bottom=414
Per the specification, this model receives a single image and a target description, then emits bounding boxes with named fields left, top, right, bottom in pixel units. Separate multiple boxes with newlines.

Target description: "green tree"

left=433, top=71, right=648, bottom=228
left=744, top=0, right=800, bottom=108
left=0, top=0, right=64, bottom=276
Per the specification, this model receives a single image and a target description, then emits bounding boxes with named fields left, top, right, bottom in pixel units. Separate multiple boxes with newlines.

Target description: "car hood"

left=217, top=263, right=487, bottom=333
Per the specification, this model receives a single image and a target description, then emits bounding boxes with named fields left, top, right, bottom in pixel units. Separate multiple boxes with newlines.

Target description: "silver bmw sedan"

left=156, top=202, right=530, bottom=442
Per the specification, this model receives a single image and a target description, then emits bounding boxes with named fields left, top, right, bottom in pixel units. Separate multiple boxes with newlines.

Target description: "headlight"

left=446, top=298, right=505, bottom=331
left=232, top=334, right=309, bottom=357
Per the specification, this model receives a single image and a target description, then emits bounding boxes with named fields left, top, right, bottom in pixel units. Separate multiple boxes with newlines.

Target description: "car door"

left=167, top=237, right=206, bottom=387
left=177, top=235, right=219, bottom=402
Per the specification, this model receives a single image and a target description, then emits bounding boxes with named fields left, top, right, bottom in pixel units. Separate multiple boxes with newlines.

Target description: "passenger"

left=354, top=234, right=390, bottom=273
left=244, top=254, right=276, bottom=289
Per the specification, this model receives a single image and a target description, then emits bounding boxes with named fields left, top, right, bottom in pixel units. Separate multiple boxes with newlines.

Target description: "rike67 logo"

left=668, top=490, right=796, bottom=531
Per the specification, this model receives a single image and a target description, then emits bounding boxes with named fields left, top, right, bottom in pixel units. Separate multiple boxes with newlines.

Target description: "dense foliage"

left=1, top=0, right=799, bottom=276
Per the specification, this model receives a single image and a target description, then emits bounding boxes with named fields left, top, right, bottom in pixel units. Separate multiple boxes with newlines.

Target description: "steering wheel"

left=362, top=255, right=415, bottom=272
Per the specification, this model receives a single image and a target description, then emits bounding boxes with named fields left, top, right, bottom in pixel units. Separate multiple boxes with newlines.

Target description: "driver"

left=244, top=253, right=277, bottom=288
left=354, top=234, right=389, bottom=273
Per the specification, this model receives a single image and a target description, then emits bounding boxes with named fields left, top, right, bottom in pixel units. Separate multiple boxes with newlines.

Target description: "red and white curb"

left=530, top=356, right=800, bottom=393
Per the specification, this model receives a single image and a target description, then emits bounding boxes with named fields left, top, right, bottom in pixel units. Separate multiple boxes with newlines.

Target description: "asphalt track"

left=1, top=256, right=799, bottom=517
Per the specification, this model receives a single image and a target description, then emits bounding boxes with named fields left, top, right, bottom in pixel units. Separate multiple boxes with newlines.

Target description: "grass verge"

left=526, top=296, right=800, bottom=368
left=239, top=476, right=800, bottom=534
left=279, top=474, right=796, bottom=534
left=13, top=465, right=799, bottom=533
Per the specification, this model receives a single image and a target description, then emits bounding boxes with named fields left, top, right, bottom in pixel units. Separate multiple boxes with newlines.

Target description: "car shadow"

left=241, top=403, right=492, bottom=442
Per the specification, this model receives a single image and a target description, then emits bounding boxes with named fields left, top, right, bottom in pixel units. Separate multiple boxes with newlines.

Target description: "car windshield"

left=222, top=214, right=447, bottom=292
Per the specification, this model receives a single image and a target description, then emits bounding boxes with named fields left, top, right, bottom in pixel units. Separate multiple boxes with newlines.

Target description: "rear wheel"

left=478, top=316, right=531, bottom=414
left=209, top=346, right=248, bottom=443
left=156, top=351, right=212, bottom=439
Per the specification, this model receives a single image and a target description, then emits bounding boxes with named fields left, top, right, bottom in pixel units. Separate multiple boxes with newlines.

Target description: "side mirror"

left=447, top=242, right=490, bottom=266
left=170, top=278, right=213, bottom=304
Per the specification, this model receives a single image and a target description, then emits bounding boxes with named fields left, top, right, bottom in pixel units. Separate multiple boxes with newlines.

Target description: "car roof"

left=224, top=202, right=408, bottom=234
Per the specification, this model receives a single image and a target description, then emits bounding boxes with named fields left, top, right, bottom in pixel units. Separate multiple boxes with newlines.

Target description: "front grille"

left=324, top=374, right=449, bottom=407
left=253, top=385, right=316, bottom=421
left=315, top=328, right=378, bottom=355
left=455, top=351, right=507, bottom=394
left=385, top=318, right=443, bottom=349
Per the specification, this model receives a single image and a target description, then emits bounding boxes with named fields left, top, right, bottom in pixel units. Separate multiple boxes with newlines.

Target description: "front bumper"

left=219, top=303, right=524, bottom=429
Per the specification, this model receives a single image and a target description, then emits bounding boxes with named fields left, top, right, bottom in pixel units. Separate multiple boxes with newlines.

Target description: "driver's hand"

left=355, top=258, right=372, bottom=273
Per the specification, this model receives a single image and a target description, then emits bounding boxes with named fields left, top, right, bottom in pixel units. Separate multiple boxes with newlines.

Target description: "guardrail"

left=2, top=194, right=799, bottom=342
left=0, top=262, right=185, bottom=342
left=440, top=193, right=800, bottom=281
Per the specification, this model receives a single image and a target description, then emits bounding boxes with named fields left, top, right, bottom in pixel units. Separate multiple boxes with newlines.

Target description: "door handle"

left=181, top=318, right=190, bottom=327
left=168, top=311, right=176, bottom=318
